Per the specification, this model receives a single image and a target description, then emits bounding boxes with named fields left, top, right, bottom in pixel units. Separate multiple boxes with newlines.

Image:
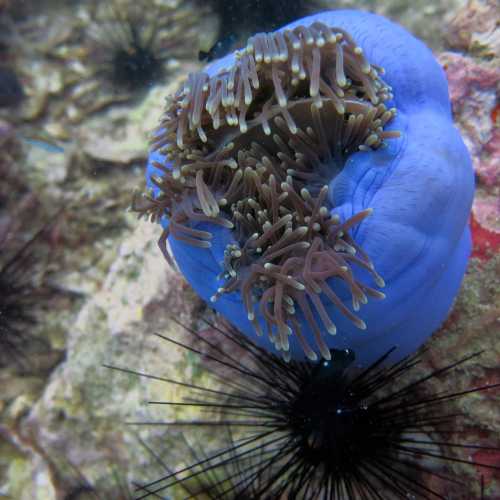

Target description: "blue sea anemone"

left=140, top=10, right=474, bottom=366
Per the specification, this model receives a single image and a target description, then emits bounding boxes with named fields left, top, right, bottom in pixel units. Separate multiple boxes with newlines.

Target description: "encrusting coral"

left=140, top=10, right=474, bottom=366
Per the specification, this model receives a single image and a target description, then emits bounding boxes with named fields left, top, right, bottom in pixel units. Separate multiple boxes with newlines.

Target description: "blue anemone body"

left=146, top=10, right=474, bottom=367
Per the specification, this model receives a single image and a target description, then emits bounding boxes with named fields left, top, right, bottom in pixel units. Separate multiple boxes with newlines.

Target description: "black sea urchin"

left=85, top=0, right=201, bottom=91
left=112, top=320, right=500, bottom=499
left=0, top=127, right=53, bottom=368
left=137, top=22, right=399, bottom=361
left=0, top=201, right=49, bottom=368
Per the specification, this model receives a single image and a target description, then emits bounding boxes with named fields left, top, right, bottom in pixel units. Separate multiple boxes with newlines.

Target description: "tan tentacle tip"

left=282, top=338, right=290, bottom=352
left=253, top=322, right=264, bottom=337
left=356, top=319, right=367, bottom=330
left=321, top=348, right=332, bottom=361
left=307, top=351, right=319, bottom=362
left=327, top=324, right=337, bottom=335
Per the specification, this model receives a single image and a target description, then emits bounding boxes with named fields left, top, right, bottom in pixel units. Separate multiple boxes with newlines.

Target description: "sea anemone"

left=116, top=320, right=499, bottom=499
left=139, top=11, right=474, bottom=365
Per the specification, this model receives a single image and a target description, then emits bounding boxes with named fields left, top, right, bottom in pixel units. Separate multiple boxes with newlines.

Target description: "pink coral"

left=440, top=50, right=499, bottom=257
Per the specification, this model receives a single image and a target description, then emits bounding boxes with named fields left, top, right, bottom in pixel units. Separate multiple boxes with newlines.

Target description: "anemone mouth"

left=139, top=21, right=401, bottom=361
